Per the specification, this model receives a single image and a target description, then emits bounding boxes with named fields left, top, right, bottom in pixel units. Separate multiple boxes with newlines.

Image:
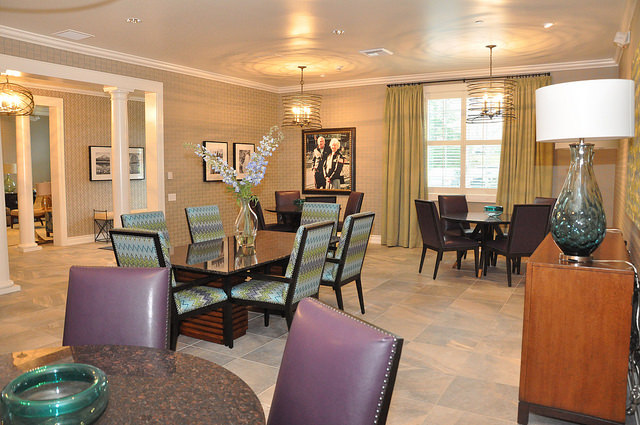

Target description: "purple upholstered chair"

left=267, top=298, right=403, bottom=425
left=63, top=266, right=171, bottom=349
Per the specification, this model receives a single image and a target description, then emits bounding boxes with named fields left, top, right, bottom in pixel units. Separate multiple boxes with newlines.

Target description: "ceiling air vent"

left=52, top=29, right=94, bottom=41
left=359, top=48, right=393, bottom=57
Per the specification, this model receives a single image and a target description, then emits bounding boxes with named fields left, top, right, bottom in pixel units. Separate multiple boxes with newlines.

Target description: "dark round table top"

left=441, top=212, right=511, bottom=224
left=0, top=345, right=265, bottom=425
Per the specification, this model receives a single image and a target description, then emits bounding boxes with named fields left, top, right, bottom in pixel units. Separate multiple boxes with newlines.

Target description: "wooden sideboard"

left=518, top=232, right=635, bottom=425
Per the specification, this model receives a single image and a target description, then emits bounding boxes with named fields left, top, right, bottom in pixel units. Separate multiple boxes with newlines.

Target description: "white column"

left=0, top=132, right=20, bottom=294
left=144, top=91, right=165, bottom=212
left=15, top=116, right=41, bottom=252
left=105, top=87, right=133, bottom=227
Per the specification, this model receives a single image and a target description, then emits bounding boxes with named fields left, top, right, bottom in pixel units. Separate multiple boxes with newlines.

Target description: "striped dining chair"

left=300, top=202, right=341, bottom=236
left=185, top=205, right=225, bottom=243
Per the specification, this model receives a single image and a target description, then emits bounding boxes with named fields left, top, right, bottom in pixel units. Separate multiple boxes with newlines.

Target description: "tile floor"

left=1, top=228, right=585, bottom=424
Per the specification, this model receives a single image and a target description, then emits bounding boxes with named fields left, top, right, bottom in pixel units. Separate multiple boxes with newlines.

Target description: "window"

left=424, top=83, right=502, bottom=200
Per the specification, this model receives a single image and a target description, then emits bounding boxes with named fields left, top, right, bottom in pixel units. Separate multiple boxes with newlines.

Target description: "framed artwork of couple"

left=202, top=141, right=255, bottom=181
left=302, top=127, right=355, bottom=194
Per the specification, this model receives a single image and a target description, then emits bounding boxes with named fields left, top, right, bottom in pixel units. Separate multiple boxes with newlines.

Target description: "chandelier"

left=466, top=45, right=515, bottom=124
left=0, top=75, right=34, bottom=116
left=282, top=66, right=321, bottom=129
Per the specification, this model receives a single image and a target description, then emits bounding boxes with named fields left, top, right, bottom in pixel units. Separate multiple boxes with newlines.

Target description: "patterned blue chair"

left=321, top=212, right=375, bottom=314
left=109, top=228, right=233, bottom=349
left=121, top=211, right=171, bottom=247
left=185, top=205, right=225, bottom=243
left=231, top=221, right=334, bottom=328
left=300, top=202, right=341, bottom=236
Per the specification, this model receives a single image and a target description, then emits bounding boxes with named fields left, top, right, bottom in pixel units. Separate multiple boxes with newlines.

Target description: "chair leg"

left=483, top=249, right=490, bottom=276
left=334, top=285, right=344, bottom=310
left=473, top=247, right=479, bottom=277
left=355, top=278, right=365, bottom=314
left=433, top=251, right=443, bottom=279
left=517, top=257, right=522, bottom=274
left=418, top=245, right=427, bottom=273
left=455, top=251, right=463, bottom=269
left=506, top=257, right=513, bottom=287
left=170, top=318, right=180, bottom=351
left=285, top=309, right=293, bottom=329
left=264, top=309, right=270, bottom=326
left=222, top=302, right=233, bottom=349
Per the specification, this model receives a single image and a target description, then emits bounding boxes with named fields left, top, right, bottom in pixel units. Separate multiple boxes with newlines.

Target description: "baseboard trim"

left=63, top=235, right=96, bottom=246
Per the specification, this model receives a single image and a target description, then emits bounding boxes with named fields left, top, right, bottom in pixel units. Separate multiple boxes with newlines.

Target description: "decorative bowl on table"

left=293, top=199, right=305, bottom=206
left=1, top=363, right=109, bottom=424
left=484, top=205, right=504, bottom=218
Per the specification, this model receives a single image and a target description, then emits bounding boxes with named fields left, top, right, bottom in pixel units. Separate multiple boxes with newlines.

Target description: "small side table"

left=93, top=209, right=113, bottom=242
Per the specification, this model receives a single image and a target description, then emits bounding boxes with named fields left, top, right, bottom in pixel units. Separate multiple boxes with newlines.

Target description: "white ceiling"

left=0, top=0, right=633, bottom=91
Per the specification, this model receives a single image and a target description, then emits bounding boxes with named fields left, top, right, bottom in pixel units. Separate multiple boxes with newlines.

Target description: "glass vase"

left=234, top=198, right=258, bottom=255
left=550, top=141, right=606, bottom=260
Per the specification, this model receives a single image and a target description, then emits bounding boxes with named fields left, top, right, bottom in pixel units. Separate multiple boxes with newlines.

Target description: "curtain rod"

left=386, top=72, right=551, bottom=87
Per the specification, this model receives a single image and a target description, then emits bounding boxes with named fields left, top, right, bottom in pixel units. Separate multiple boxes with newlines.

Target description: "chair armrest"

left=248, top=272, right=291, bottom=283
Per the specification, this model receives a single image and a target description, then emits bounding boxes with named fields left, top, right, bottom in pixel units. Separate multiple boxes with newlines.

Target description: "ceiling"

left=0, top=0, right=633, bottom=91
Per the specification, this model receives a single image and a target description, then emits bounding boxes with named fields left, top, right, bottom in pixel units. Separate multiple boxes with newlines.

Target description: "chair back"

left=344, top=191, right=365, bottom=217
left=110, top=228, right=175, bottom=287
left=284, top=221, right=334, bottom=304
left=437, top=195, right=470, bottom=232
left=185, top=205, right=225, bottom=243
left=507, top=204, right=552, bottom=255
left=533, top=197, right=557, bottom=206
left=415, top=200, right=444, bottom=248
left=304, top=196, right=337, bottom=203
left=63, top=266, right=171, bottom=349
left=333, top=212, right=375, bottom=281
left=275, top=191, right=300, bottom=208
left=250, top=199, right=267, bottom=230
left=267, top=298, right=403, bottom=425
left=300, top=202, right=341, bottom=236
left=121, top=211, right=171, bottom=246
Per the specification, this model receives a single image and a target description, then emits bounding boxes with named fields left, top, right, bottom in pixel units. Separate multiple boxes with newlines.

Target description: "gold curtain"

left=381, top=85, right=426, bottom=248
left=496, top=75, right=553, bottom=214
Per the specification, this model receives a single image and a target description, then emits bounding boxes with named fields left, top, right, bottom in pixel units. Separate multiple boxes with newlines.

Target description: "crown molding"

left=23, top=80, right=145, bottom=101
left=276, top=59, right=619, bottom=93
left=0, top=25, right=279, bottom=93
left=0, top=25, right=619, bottom=95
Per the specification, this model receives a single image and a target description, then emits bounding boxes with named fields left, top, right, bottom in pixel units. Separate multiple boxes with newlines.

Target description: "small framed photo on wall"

left=89, top=146, right=146, bottom=181
left=129, top=147, right=145, bottom=180
left=202, top=141, right=228, bottom=182
left=234, top=143, right=254, bottom=180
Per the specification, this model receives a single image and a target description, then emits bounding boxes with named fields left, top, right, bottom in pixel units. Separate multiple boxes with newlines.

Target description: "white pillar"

left=105, top=87, right=133, bottom=227
left=0, top=132, right=20, bottom=294
left=144, top=91, right=165, bottom=212
left=15, top=116, right=41, bottom=252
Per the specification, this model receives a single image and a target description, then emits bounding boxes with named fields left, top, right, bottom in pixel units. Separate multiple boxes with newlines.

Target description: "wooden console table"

left=518, top=232, right=635, bottom=425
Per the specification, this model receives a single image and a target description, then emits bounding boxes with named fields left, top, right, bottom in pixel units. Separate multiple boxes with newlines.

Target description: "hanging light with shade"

left=282, top=66, right=322, bottom=129
left=466, top=45, right=516, bottom=124
left=0, top=73, right=34, bottom=116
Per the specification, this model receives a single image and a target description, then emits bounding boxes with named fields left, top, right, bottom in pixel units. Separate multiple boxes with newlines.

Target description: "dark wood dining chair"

left=304, top=195, right=337, bottom=203
left=415, top=199, right=480, bottom=279
left=275, top=190, right=300, bottom=225
left=267, top=298, right=403, bottom=425
left=338, top=191, right=364, bottom=231
left=483, top=204, right=552, bottom=286
left=63, top=266, right=171, bottom=349
left=250, top=198, right=290, bottom=232
left=437, top=195, right=474, bottom=237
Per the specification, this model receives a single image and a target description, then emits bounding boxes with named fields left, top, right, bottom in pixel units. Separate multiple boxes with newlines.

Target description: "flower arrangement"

left=189, top=126, right=283, bottom=203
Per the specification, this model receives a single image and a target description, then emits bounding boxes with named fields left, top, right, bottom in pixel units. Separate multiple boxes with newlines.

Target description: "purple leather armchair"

left=267, top=298, right=403, bottom=425
left=63, top=266, right=171, bottom=349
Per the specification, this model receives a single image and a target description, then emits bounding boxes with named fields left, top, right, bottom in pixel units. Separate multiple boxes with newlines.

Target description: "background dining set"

left=415, top=195, right=556, bottom=286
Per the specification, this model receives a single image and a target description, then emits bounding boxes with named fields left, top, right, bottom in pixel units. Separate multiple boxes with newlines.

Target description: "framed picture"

left=302, top=127, right=355, bottom=194
left=234, top=143, right=254, bottom=180
left=89, top=146, right=145, bottom=181
left=202, top=141, right=228, bottom=182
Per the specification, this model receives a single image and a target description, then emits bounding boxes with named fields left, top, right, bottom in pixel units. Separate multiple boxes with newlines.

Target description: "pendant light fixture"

left=282, top=66, right=321, bottom=129
left=0, top=74, right=34, bottom=116
left=466, top=45, right=515, bottom=124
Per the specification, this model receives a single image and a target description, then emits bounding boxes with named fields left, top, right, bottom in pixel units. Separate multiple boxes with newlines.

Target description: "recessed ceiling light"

left=320, top=74, right=326, bottom=78
left=336, top=65, right=343, bottom=72
left=543, top=22, right=554, bottom=29
left=475, top=20, right=484, bottom=24
left=126, top=17, right=142, bottom=24
left=52, top=29, right=94, bottom=41
left=332, top=29, right=345, bottom=35
left=359, top=48, right=394, bottom=57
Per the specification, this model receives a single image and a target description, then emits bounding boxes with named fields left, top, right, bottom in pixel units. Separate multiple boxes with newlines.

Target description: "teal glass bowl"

left=1, top=363, right=109, bottom=424
left=484, top=205, right=503, bottom=218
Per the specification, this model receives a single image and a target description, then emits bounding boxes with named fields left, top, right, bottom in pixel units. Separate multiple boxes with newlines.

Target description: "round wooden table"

left=0, top=345, right=265, bottom=424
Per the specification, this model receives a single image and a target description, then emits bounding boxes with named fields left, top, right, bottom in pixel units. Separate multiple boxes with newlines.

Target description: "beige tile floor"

left=1, top=227, right=581, bottom=424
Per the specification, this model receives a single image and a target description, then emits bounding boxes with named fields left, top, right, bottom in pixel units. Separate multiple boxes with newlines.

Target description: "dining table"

left=440, top=212, right=511, bottom=277
left=264, top=204, right=303, bottom=231
left=170, top=230, right=296, bottom=345
left=0, top=345, right=265, bottom=424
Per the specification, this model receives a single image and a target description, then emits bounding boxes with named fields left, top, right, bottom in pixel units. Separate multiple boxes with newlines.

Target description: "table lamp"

left=3, top=163, right=16, bottom=192
left=536, top=79, right=634, bottom=263
left=36, top=181, right=52, bottom=210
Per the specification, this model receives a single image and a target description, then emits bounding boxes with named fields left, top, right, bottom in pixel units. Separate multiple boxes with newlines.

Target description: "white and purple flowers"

left=189, top=126, right=283, bottom=203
